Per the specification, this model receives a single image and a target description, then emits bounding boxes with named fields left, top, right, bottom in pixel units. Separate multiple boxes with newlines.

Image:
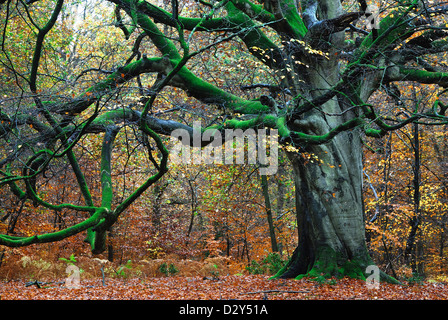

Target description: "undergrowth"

left=0, top=254, right=246, bottom=281
left=245, top=253, right=287, bottom=275
left=2, top=253, right=445, bottom=286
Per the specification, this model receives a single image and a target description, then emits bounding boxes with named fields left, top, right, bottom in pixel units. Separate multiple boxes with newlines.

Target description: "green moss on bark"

left=399, top=68, right=448, bottom=87
left=273, top=245, right=400, bottom=284
left=292, top=246, right=366, bottom=281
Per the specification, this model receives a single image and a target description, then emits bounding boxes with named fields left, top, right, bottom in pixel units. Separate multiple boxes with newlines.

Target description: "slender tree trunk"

left=107, top=229, right=114, bottom=262
left=0, top=200, right=25, bottom=268
left=152, top=181, right=169, bottom=229
left=186, top=179, right=198, bottom=238
left=439, top=223, right=446, bottom=274
left=405, top=123, right=421, bottom=272
left=380, top=134, right=399, bottom=278
left=260, top=173, right=279, bottom=252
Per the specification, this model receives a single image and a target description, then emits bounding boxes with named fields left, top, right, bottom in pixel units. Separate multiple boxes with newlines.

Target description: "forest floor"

left=2, top=275, right=448, bottom=300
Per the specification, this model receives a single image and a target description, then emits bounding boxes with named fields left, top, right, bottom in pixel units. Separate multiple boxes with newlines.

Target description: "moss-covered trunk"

left=275, top=131, right=398, bottom=283
left=275, top=128, right=372, bottom=279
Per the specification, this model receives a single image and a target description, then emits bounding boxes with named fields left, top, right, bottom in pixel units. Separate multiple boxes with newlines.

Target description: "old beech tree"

left=1, top=0, right=448, bottom=281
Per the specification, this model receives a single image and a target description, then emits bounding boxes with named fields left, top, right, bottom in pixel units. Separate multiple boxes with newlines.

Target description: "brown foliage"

left=2, top=275, right=448, bottom=300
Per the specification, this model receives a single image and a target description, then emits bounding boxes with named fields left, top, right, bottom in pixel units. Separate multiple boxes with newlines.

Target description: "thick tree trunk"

left=276, top=130, right=376, bottom=279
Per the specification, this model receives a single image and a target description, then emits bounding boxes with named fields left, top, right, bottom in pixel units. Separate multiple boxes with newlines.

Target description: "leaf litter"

left=2, top=275, right=448, bottom=300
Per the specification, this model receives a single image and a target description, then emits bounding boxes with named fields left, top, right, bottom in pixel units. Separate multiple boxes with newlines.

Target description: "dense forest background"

left=0, top=0, right=447, bottom=283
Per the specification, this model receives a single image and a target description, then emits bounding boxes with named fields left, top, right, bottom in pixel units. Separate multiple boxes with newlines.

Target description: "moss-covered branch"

left=112, top=125, right=168, bottom=220
left=110, top=0, right=232, bottom=32
left=50, top=56, right=174, bottom=116
left=0, top=207, right=106, bottom=247
left=29, top=0, right=64, bottom=93
left=85, top=127, right=119, bottom=253
left=100, top=128, right=119, bottom=210
left=229, top=0, right=276, bottom=23
left=393, top=67, right=448, bottom=87
left=1, top=149, right=94, bottom=213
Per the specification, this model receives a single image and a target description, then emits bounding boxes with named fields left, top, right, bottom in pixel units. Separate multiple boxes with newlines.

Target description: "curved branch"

left=0, top=207, right=107, bottom=248
left=29, top=0, right=64, bottom=93
left=111, top=0, right=232, bottom=32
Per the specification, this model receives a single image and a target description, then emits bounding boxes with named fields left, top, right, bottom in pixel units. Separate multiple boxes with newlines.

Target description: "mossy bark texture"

left=273, top=130, right=371, bottom=279
left=273, top=134, right=398, bottom=283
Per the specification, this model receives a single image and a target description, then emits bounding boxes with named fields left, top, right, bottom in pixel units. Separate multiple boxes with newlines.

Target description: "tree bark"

left=260, top=173, right=279, bottom=252
left=405, top=122, right=421, bottom=272
left=275, top=128, right=375, bottom=279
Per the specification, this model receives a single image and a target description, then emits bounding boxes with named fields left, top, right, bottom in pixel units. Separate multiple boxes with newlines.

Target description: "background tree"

left=364, top=82, right=448, bottom=278
left=1, top=0, right=447, bottom=282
